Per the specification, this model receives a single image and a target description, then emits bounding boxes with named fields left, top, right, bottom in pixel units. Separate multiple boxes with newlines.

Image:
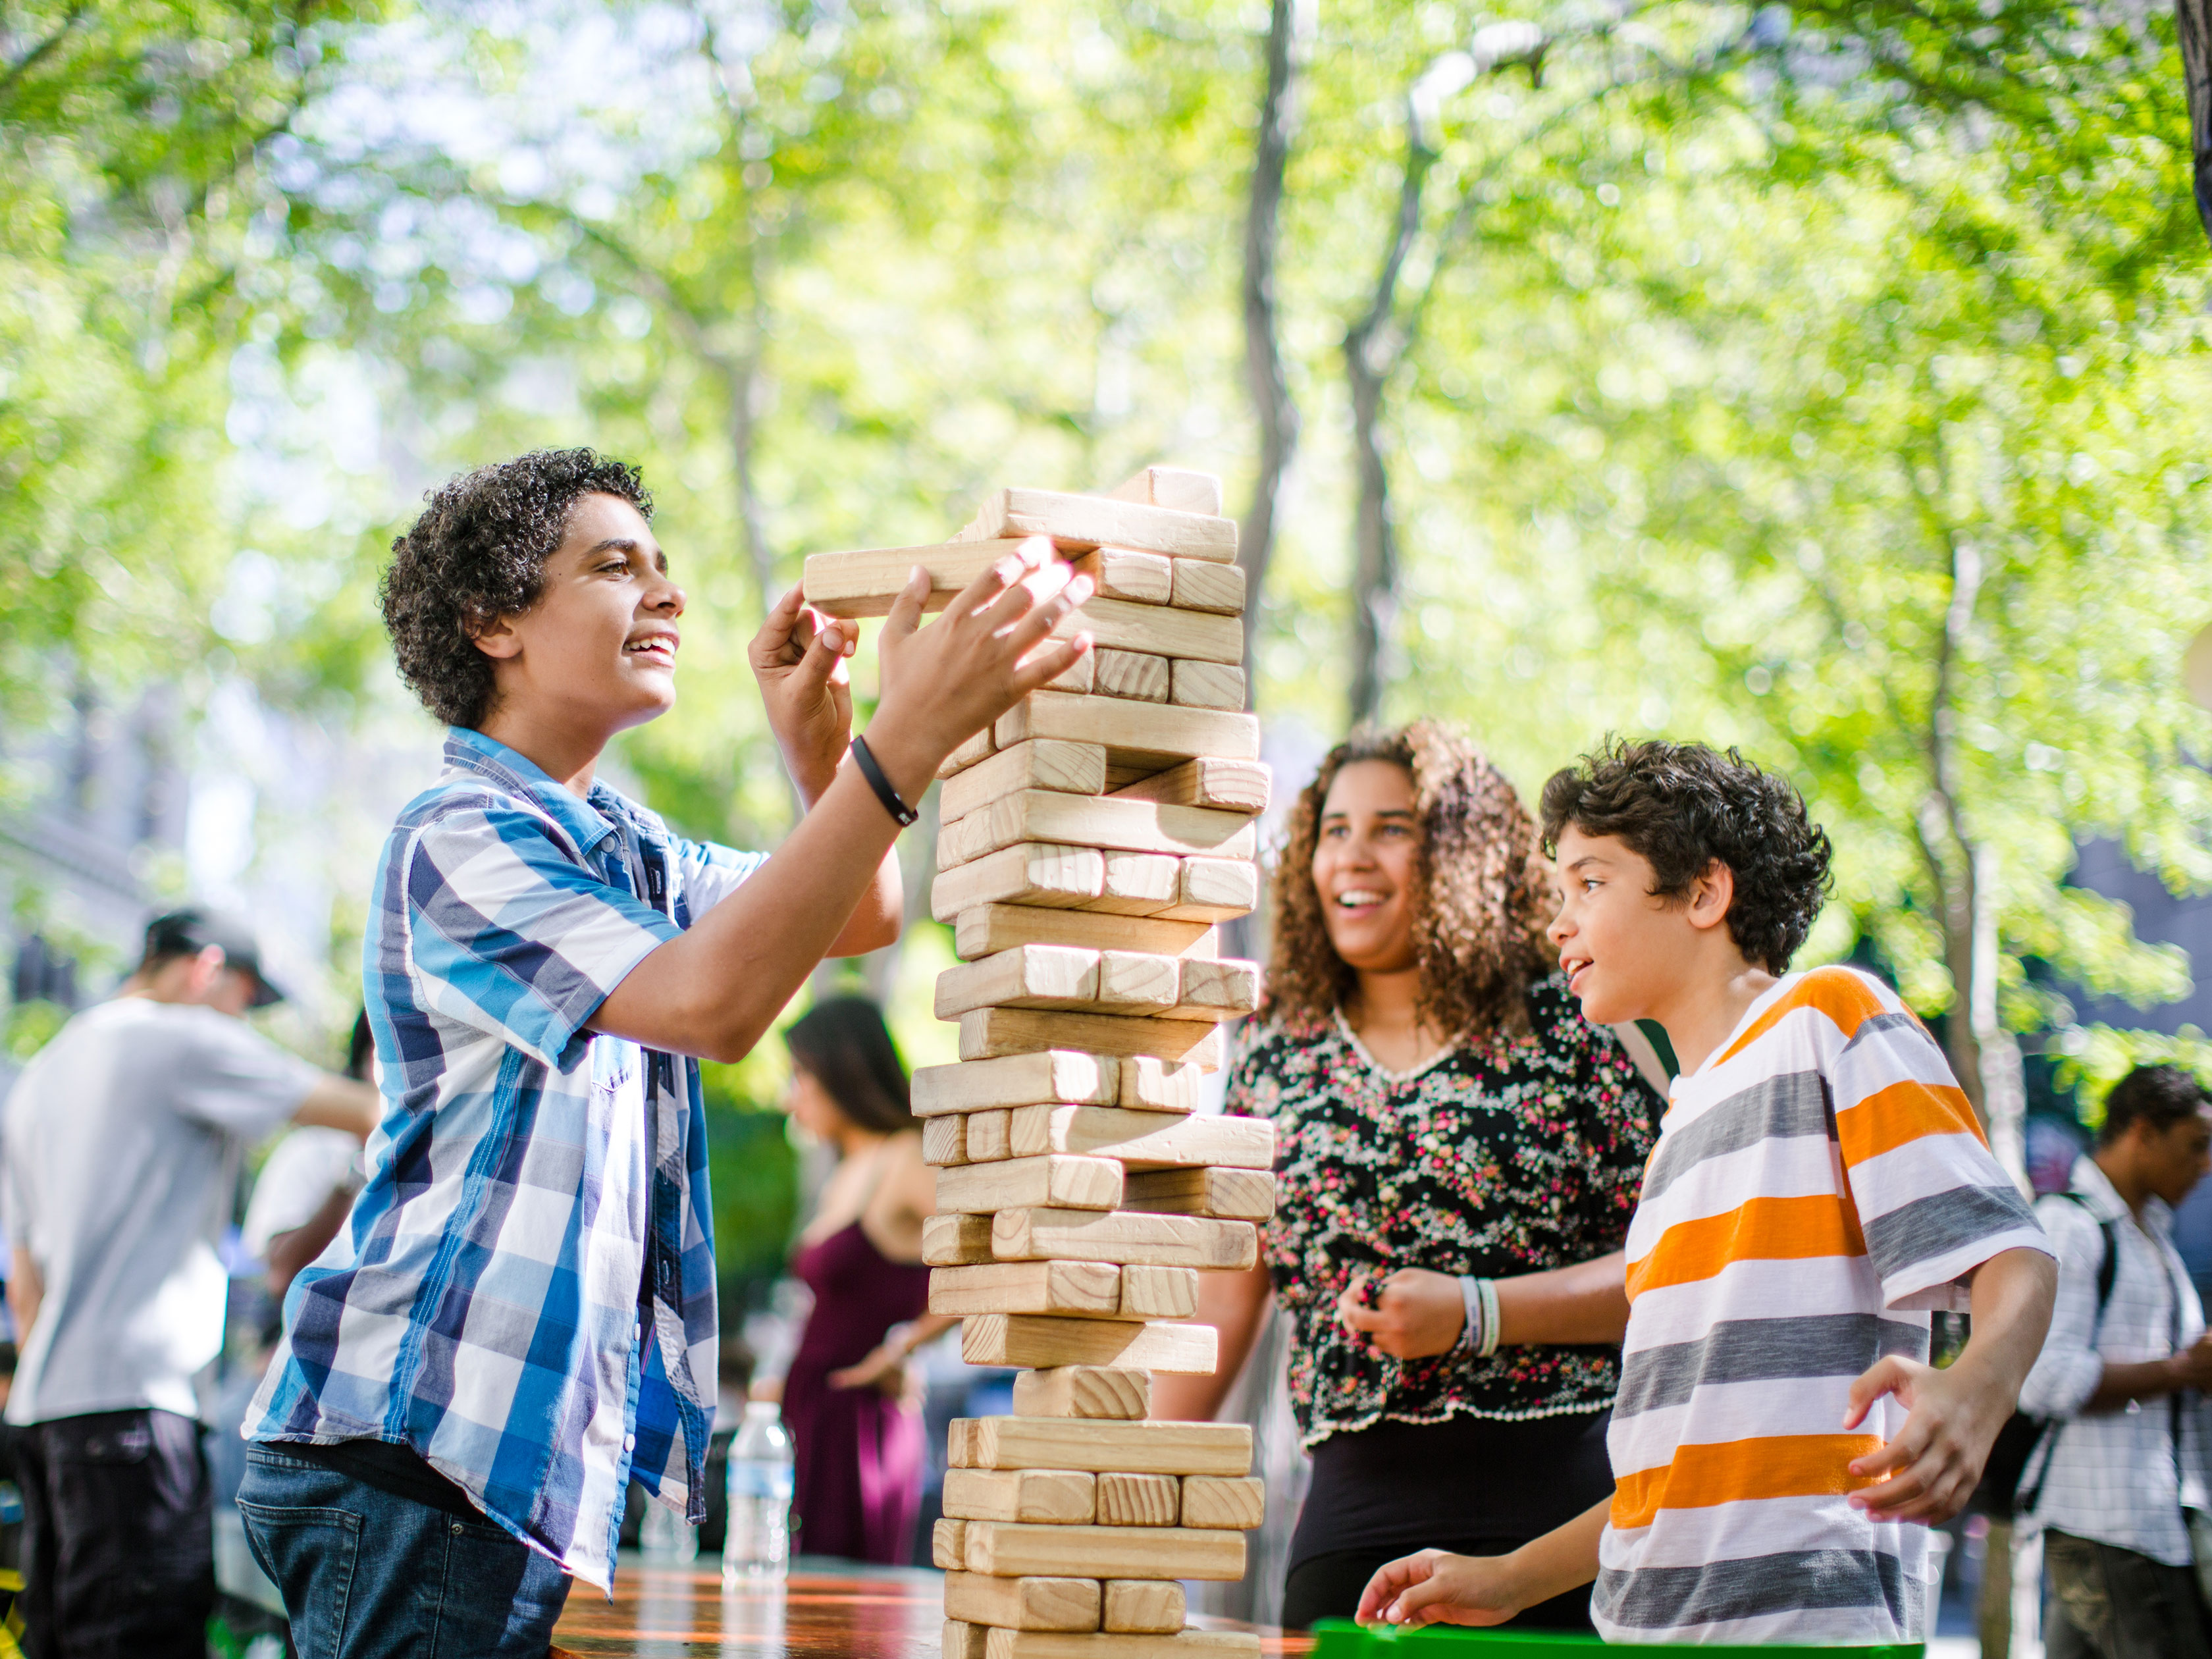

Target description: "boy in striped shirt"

left=1360, top=738, right=2055, bottom=1645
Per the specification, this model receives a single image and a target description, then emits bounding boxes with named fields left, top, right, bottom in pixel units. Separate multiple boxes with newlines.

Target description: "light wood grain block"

left=952, top=790, right=1257, bottom=867
left=941, top=741, right=1110, bottom=825
left=1043, top=650, right=1095, bottom=695
left=966, top=1108, right=1013, bottom=1160
left=1094, top=951, right=1180, bottom=1014
left=1120, top=1057, right=1205, bottom=1113
left=1101, top=1581, right=1185, bottom=1635
left=801, top=539, right=1032, bottom=618
left=1154, top=858, right=1259, bottom=924
left=1117, top=1263, right=1199, bottom=1319
left=1070, top=548, right=1173, bottom=605
left=985, top=1632, right=1261, bottom=1659
left=1009, top=1106, right=1273, bottom=1170
left=1082, top=852, right=1182, bottom=917
left=935, top=1517, right=972, bottom=1571
left=1169, top=560, right=1245, bottom=615
left=948, top=1621, right=992, bottom=1659
left=944, top=1571, right=1101, bottom=1631
left=961, top=1009, right=1223, bottom=1070
left=940, top=725, right=997, bottom=779
left=1052, top=596, right=1242, bottom=665
left=1121, top=1167, right=1277, bottom=1221
left=930, top=1261, right=1123, bottom=1319
left=941, top=1471, right=1097, bottom=1528
left=924, top=1213, right=999, bottom=1266
left=1011, top=1367, right=1150, bottom=1420
left=1109, top=760, right=1269, bottom=814
left=936, top=945, right=1102, bottom=1018
left=1178, top=1476, right=1266, bottom=1531
left=936, top=812, right=994, bottom=871
left=1169, top=661, right=1246, bottom=711
left=1165, top=959, right=1259, bottom=1021
left=961, top=1314, right=1215, bottom=1373
left=957, top=488, right=1237, bottom=562
left=913, top=1051, right=1118, bottom=1116
left=1095, top=1473, right=1179, bottom=1527
left=1107, top=467, right=1223, bottom=517
left=991, top=1207, right=1257, bottom=1270
left=949, top=1416, right=1252, bottom=1477
left=1092, top=649, right=1169, bottom=702
left=936, top=1154, right=1122, bottom=1215
left=957, top=905, right=1215, bottom=963
left=924, top=1114, right=969, bottom=1166
left=997, top=692, right=1257, bottom=767
left=963, top=1521, right=1246, bottom=1582
left=932, top=843, right=1105, bottom=924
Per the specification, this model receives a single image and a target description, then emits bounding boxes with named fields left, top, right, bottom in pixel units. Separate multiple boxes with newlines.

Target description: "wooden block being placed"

left=991, top=1207, right=1257, bottom=1271
left=1120, top=1057, right=1205, bottom=1113
left=936, top=945, right=1102, bottom=1018
left=1109, top=760, right=1269, bottom=814
left=961, top=1314, right=1216, bottom=1373
left=1094, top=951, right=1179, bottom=1014
left=1107, top=467, right=1223, bottom=517
left=997, top=692, right=1258, bottom=768
left=961, top=1009, right=1223, bottom=1070
left=924, top=1114, right=969, bottom=1166
left=940, top=725, right=997, bottom=779
left=1169, top=559, right=1245, bottom=616
left=1117, top=1263, right=1199, bottom=1319
left=942, top=1471, right=1097, bottom=1528
left=1101, top=1581, right=1185, bottom=1635
left=955, top=789, right=1257, bottom=866
left=967, top=1109, right=1013, bottom=1160
left=948, top=1621, right=991, bottom=1659
left=1082, top=852, right=1182, bottom=917
left=941, top=741, right=1110, bottom=825
left=986, top=1633, right=1262, bottom=1659
left=944, top=1570, right=1101, bottom=1631
left=1013, top=1367, right=1150, bottom=1420
left=1092, top=649, right=1169, bottom=702
left=1122, top=1167, right=1277, bottom=1221
left=964, top=1521, right=1246, bottom=1582
left=1095, top=1473, right=1179, bottom=1527
left=936, top=1153, right=1123, bottom=1215
left=801, top=539, right=1030, bottom=618
left=930, top=1260, right=1122, bottom=1319
left=1166, top=959, right=1259, bottom=1021
left=956, top=904, right=1215, bottom=964
left=935, top=1517, right=972, bottom=1571
left=1009, top=1106, right=1273, bottom=1170
left=959, top=488, right=1237, bottom=562
left=923, top=1213, right=997, bottom=1266
left=1155, top=858, right=1259, bottom=924
left=932, top=843, right=1105, bottom=924
left=1070, top=548, right=1173, bottom=606
left=914, top=1051, right=1118, bottom=1116
left=1178, top=1476, right=1267, bottom=1531
left=1169, top=661, right=1246, bottom=712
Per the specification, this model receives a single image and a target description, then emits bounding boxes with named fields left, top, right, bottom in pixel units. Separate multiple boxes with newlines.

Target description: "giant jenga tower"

left=801, top=467, right=1273, bottom=1659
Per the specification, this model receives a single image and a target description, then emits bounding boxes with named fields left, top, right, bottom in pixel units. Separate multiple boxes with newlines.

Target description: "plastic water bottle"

left=722, top=1400, right=793, bottom=1583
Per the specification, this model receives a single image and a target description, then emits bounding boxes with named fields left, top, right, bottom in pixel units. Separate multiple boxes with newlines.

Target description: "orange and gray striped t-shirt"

left=1594, top=966, right=2047, bottom=1646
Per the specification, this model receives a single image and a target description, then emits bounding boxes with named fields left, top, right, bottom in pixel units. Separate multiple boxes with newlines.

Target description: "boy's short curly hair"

left=1539, top=737, right=1832, bottom=974
left=380, top=448, right=652, bottom=729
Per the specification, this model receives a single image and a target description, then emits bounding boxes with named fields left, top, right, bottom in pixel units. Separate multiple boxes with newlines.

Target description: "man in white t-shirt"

left=0, top=910, right=379, bottom=1659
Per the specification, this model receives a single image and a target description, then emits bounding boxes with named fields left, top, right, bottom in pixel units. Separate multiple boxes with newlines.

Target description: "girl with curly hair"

left=1154, top=722, right=1668, bottom=1631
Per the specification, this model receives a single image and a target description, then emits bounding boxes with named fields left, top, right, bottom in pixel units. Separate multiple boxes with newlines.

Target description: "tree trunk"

left=2180, top=0, right=2212, bottom=248
left=1237, top=0, right=1305, bottom=689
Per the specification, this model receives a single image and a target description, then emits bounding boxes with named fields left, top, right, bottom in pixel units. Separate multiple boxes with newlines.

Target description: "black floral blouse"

left=1226, top=974, right=1663, bottom=1446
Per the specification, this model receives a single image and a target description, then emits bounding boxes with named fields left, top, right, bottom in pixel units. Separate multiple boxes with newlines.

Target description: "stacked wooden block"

left=802, top=467, right=1273, bottom=1659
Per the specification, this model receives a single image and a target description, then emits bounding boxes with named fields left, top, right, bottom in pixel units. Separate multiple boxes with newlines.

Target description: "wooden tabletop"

left=552, top=1558, right=1310, bottom=1659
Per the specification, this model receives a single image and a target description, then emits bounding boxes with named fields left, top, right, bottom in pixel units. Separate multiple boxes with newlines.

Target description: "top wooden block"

left=1108, top=467, right=1223, bottom=517
left=957, top=489, right=1237, bottom=563
left=801, top=539, right=1034, bottom=619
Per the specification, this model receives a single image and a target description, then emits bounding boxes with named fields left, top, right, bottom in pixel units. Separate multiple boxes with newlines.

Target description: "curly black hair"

left=379, top=448, right=652, bottom=729
left=2099, top=1064, right=2211, bottom=1147
left=1538, top=737, right=1833, bottom=974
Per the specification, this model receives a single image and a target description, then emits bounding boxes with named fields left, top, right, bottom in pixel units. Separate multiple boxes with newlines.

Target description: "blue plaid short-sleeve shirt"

left=246, top=727, right=765, bottom=1591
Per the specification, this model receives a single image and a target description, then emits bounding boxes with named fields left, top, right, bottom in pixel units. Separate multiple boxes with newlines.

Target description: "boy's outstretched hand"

left=750, top=583, right=858, bottom=803
left=1357, top=1550, right=1523, bottom=1629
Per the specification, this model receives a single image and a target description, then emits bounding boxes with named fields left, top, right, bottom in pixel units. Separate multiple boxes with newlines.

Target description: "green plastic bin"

left=1307, top=1620, right=1924, bottom=1658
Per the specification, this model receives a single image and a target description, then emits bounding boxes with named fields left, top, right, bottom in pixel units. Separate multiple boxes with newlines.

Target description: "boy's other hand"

left=1336, top=1268, right=1464, bottom=1359
left=1841, top=1353, right=2008, bottom=1524
left=1357, top=1550, right=1522, bottom=1629
left=751, top=582, right=856, bottom=801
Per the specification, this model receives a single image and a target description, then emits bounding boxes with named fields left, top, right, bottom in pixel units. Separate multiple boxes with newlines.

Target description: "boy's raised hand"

left=750, top=582, right=858, bottom=802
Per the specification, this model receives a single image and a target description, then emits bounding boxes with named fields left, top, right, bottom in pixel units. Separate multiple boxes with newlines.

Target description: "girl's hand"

left=1337, top=1267, right=1465, bottom=1359
left=749, top=583, right=856, bottom=802
left=1357, top=1550, right=1524, bottom=1628
left=828, top=1341, right=908, bottom=1396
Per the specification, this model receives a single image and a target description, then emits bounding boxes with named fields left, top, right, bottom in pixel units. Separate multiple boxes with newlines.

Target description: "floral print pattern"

left=1227, top=974, right=1664, bottom=1446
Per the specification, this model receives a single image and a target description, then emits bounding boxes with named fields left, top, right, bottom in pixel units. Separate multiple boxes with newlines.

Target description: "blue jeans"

left=237, top=1444, right=571, bottom=1658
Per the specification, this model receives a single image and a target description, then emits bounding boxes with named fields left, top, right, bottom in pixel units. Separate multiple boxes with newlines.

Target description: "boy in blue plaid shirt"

left=240, top=450, right=1093, bottom=1654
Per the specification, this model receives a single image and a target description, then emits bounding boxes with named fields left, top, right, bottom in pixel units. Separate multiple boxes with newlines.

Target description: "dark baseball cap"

left=142, top=908, right=286, bottom=1007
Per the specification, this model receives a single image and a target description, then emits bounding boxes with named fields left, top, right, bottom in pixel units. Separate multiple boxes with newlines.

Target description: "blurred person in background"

left=0, top=909, right=378, bottom=1659
left=2020, top=1063, right=2212, bottom=1659
left=242, top=1011, right=373, bottom=1307
left=776, top=997, right=951, bottom=1564
left=1154, top=723, right=1667, bottom=1631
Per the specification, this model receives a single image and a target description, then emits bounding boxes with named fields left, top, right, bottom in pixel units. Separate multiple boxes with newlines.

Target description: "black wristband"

left=850, top=733, right=918, bottom=828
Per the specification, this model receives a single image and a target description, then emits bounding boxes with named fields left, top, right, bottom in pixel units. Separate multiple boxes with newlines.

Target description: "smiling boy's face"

left=472, top=491, right=683, bottom=736
left=1547, top=826, right=1698, bottom=1026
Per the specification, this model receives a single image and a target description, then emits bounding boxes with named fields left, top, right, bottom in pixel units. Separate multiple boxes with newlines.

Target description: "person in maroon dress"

left=776, top=998, right=951, bottom=1564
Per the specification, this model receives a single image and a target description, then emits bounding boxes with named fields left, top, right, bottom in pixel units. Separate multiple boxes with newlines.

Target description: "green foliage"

left=698, top=1053, right=799, bottom=1302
